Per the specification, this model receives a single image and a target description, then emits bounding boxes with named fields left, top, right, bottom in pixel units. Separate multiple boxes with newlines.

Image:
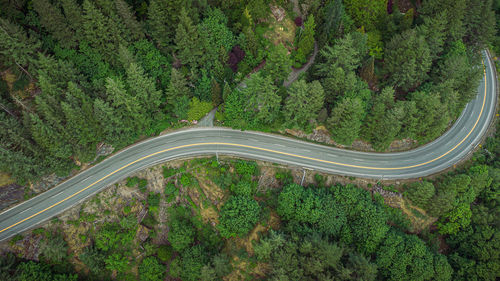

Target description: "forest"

left=0, top=0, right=498, bottom=185
left=0, top=0, right=499, bottom=280
left=0, top=115, right=498, bottom=280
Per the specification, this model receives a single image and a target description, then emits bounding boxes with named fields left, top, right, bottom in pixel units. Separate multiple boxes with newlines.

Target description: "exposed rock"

left=0, top=184, right=24, bottom=210
left=136, top=225, right=150, bottom=242
left=270, top=6, right=286, bottom=21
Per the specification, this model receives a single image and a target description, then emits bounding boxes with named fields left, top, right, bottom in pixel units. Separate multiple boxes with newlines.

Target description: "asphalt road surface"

left=0, top=51, right=497, bottom=242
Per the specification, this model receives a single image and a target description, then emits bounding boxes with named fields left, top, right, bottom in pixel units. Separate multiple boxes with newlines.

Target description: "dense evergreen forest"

left=0, top=0, right=497, bottom=185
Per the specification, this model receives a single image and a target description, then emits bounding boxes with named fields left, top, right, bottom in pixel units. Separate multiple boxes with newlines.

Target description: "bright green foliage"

left=295, top=15, right=316, bottom=65
left=377, top=230, right=450, bottom=281
left=230, top=181, right=253, bottom=197
left=218, top=195, right=261, bottom=237
left=384, top=29, right=432, bottom=91
left=263, top=44, right=292, bottom=85
left=405, top=181, right=436, bottom=208
left=344, top=0, right=387, bottom=31
left=187, top=97, right=213, bottom=121
left=175, top=7, right=202, bottom=70
left=130, top=40, right=171, bottom=89
left=178, top=245, right=209, bottom=281
left=284, top=80, right=325, bottom=128
left=437, top=203, right=472, bottom=235
left=168, top=217, right=195, bottom=252
left=327, top=97, right=365, bottom=145
left=104, top=253, right=128, bottom=273
left=139, top=256, right=165, bottom=281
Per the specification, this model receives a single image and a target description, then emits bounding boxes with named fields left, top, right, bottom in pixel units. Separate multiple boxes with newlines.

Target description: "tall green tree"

left=175, top=7, right=202, bottom=70
left=242, top=73, right=281, bottom=125
left=114, top=0, right=144, bottom=41
left=166, top=68, right=191, bottom=119
left=82, top=0, right=125, bottom=65
left=343, top=0, right=387, bottom=31
left=263, top=44, right=292, bottom=85
left=327, top=97, right=365, bottom=145
left=384, top=29, right=432, bottom=92
left=283, top=80, right=324, bottom=128
left=363, top=87, right=404, bottom=151
left=295, top=15, right=316, bottom=65
left=33, top=0, right=76, bottom=48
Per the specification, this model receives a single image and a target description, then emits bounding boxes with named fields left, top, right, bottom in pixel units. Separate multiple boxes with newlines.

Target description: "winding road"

left=0, top=51, right=497, bottom=242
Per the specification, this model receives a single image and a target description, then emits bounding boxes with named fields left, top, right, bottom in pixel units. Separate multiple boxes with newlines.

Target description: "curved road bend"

left=0, top=51, right=497, bottom=242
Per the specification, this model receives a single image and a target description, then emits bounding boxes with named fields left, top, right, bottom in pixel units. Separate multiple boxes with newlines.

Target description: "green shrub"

left=138, top=179, right=148, bottom=192
left=218, top=196, right=261, bottom=238
left=187, top=97, right=213, bottom=121
left=157, top=245, right=173, bottom=262
left=126, top=177, right=139, bottom=188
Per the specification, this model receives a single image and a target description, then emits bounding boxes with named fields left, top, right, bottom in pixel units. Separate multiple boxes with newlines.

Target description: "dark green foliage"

left=168, top=217, right=196, bottom=251
left=17, top=261, right=78, bottom=281
left=284, top=80, right=325, bottom=128
left=178, top=245, right=209, bottom=281
left=327, top=97, right=365, bottom=145
left=218, top=195, right=261, bottom=237
left=39, top=233, right=68, bottom=264
left=384, top=28, right=432, bottom=91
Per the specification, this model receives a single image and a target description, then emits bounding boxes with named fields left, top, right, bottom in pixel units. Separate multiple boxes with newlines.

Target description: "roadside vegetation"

left=1, top=115, right=499, bottom=281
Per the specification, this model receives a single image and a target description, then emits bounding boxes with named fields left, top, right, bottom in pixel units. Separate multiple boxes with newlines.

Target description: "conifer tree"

left=175, top=7, right=202, bottom=70
left=114, top=0, right=144, bottom=41
left=295, top=15, right=316, bottom=65
left=284, top=80, right=325, bottom=128
left=327, top=97, right=365, bottom=145
left=33, top=0, right=76, bottom=48
left=61, top=0, right=84, bottom=33
left=166, top=68, right=191, bottom=119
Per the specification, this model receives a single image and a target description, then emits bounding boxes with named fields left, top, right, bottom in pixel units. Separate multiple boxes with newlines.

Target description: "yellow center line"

left=0, top=60, right=490, bottom=235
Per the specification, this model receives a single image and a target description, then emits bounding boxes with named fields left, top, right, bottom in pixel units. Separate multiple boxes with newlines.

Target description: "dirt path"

left=283, top=41, right=318, bottom=87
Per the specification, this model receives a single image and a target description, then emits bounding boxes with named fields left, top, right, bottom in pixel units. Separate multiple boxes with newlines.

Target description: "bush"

left=157, top=245, right=173, bottom=262
left=126, top=177, right=139, bottom=188
left=138, top=179, right=148, bottom=192
left=139, top=256, right=165, bottom=281
left=168, top=218, right=195, bottom=252
left=187, top=97, right=213, bottom=121
left=218, top=195, right=261, bottom=238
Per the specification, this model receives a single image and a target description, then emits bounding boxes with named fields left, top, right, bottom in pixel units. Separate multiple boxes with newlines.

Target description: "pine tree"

left=166, top=68, right=191, bottom=118
left=327, top=97, right=365, bottom=145
left=243, top=73, right=281, bottom=125
left=61, top=0, right=84, bottom=33
left=175, top=7, right=202, bottom=69
left=126, top=62, right=163, bottom=124
left=417, top=13, right=447, bottom=60
left=114, top=0, right=144, bottom=41
left=319, top=0, right=344, bottom=46
left=295, top=15, right=316, bottom=65
left=82, top=0, right=125, bottom=65
left=33, top=0, right=76, bottom=48
left=263, top=44, right=292, bottom=85
left=462, top=0, right=496, bottom=48
left=384, top=29, right=432, bottom=92
left=147, top=0, right=188, bottom=53
left=0, top=18, right=41, bottom=78
left=363, top=87, right=404, bottom=151
left=284, top=80, right=325, bottom=128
